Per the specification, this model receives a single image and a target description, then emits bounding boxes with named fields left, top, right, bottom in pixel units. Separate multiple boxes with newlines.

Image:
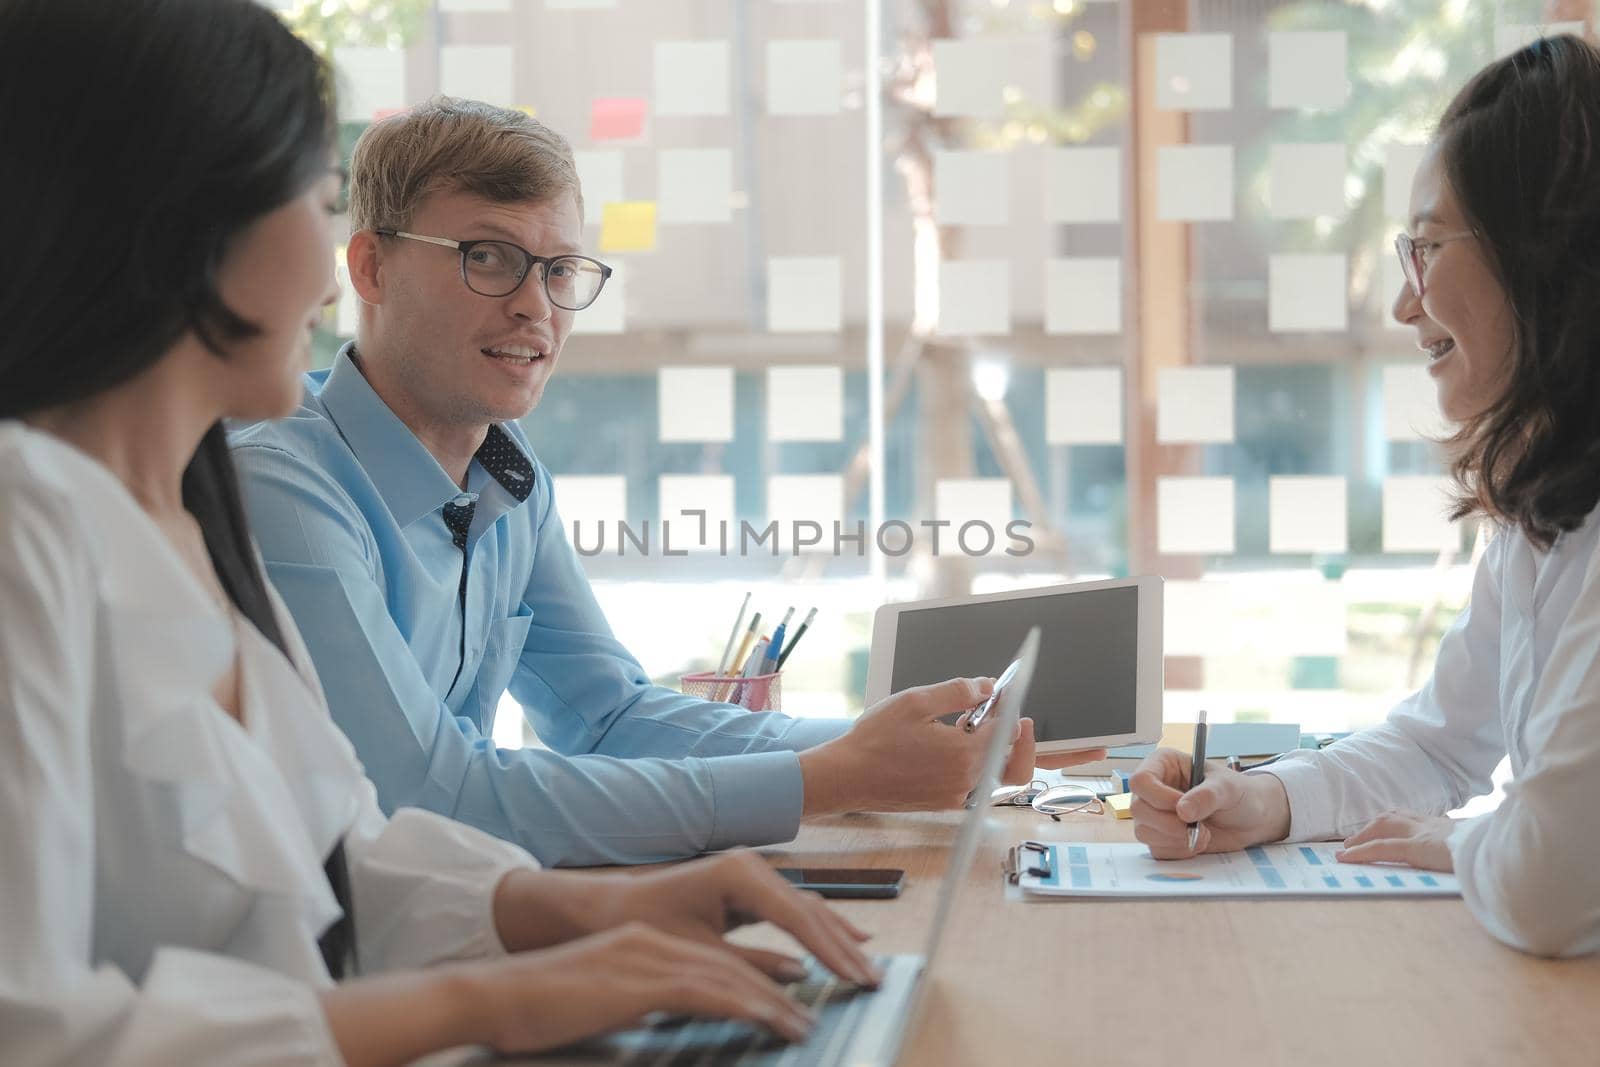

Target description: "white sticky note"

left=1383, top=475, right=1460, bottom=553
left=767, top=366, right=843, bottom=442
left=767, top=256, right=842, bottom=333
left=440, top=0, right=513, bottom=10
left=935, top=150, right=1009, bottom=226
left=1495, top=23, right=1585, bottom=59
left=1384, top=143, right=1427, bottom=220
left=1381, top=246, right=1408, bottom=329
left=658, top=148, right=732, bottom=224
left=439, top=45, right=514, bottom=108
left=1157, top=366, right=1234, bottom=444
left=932, top=39, right=1005, bottom=118
left=1045, top=367, right=1123, bottom=445
left=1045, top=258, right=1121, bottom=335
left=938, top=260, right=1010, bottom=336
left=659, top=475, right=736, bottom=553
left=655, top=41, right=730, bottom=117
left=1158, top=477, right=1235, bottom=555
left=1245, top=580, right=1348, bottom=656
left=1157, top=145, right=1233, bottom=221
left=1382, top=363, right=1449, bottom=441
left=1268, top=476, right=1348, bottom=554
left=573, top=150, right=624, bottom=217
left=1155, top=33, right=1232, bottom=111
left=1269, top=143, right=1347, bottom=219
left=1269, top=254, right=1347, bottom=333
left=658, top=366, right=734, bottom=443
left=545, top=0, right=617, bottom=8
left=767, top=475, right=845, bottom=553
left=1164, top=580, right=1236, bottom=657
left=1045, top=147, right=1121, bottom=224
left=1268, top=31, right=1348, bottom=110
left=934, top=478, right=1013, bottom=556
left=553, top=476, right=627, bottom=551
left=767, top=40, right=842, bottom=116
left=572, top=260, right=625, bottom=335
left=334, top=47, right=406, bottom=123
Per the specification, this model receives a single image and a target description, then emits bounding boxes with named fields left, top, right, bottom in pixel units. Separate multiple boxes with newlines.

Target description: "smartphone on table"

left=776, top=867, right=905, bottom=899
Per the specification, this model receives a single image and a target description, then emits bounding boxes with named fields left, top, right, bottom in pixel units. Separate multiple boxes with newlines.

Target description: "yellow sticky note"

left=600, top=201, right=657, bottom=254
left=1107, top=792, right=1134, bottom=820
left=516, top=104, right=538, bottom=118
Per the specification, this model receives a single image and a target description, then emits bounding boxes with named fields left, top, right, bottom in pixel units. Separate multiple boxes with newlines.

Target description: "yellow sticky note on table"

left=1107, top=792, right=1134, bottom=820
left=599, top=201, right=656, bottom=254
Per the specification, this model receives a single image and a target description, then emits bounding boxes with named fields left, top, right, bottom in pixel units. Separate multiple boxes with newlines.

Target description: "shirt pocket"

left=476, top=608, right=534, bottom=728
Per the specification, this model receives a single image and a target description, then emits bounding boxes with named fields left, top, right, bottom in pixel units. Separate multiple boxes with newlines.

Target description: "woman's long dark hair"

left=1437, top=35, right=1600, bottom=548
left=0, top=0, right=355, bottom=977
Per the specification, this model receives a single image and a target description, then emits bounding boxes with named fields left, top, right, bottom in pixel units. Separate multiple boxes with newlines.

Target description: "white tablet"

left=865, top=576, right=1164, bottom=755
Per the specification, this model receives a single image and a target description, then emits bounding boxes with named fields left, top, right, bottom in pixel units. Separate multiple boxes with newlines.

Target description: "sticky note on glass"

left=572, top=260, right=624, bottom=336
left=545, top=0, right=618, bottom=9
left=1495, top=23, right=1585, bottom=59
left=1164, top=580, right=1236, bottom=657
left=552, top=476, right=627, bottom=550
left=654, top=40, right=729, bottom=117
left=1269, top=254, right=1347, bottom=332
left=767, top=475, right=845, bottom=553
left=659, top=475, right=736, bottom=552
left=599, top=202, right=656, bottom=254
left=1157, top=366, right=1234, bottom=444
left=1269, top=476, right=1348, bottom=554
left=1382, top=475, right=1460, bottom=553
left=938, top=260, right=1010, bottom=336
left=1158, top=477, right=1235, bottom=555
left=1045, top=257, right=1121, bottom=335
left=935, top=150, right=1009, bottom=226
left=767, top=256, right=842, bottom=333
left=1384, top=143, right=1427, bottom=220
left=1157, top=145, right=1233, bottom=221
left=657, top=148, right=732, bottom=224
left=1383, top=363, right=1448, bottom=441
left=573, top=150, right=624, bottom=217
left=334, top=47, right=406, bottom=123
left=439, top=45, right=514, bottom=108
left=932, top=39, right=1006, bottom=118
left=1243, top=579, right=1347, bottom=656
left=590, top=97, right=647, bottom=141
left=1045, top=367, right=1123, bottom=445
left=767, top=39, right=841, bottom=116
left=1155, top=33, right=1232, bottom=111
left=1268, top=31, right=1347, bottom=110
left=1269, top=143, right=1347, bottom=219
left=1045, top=147, right=1121, bottom=224
left=767, top=366, right=843, bottom=442
left=658, top=366, right=734, bottom=443
left=935, top=479, right=1013, bottom=555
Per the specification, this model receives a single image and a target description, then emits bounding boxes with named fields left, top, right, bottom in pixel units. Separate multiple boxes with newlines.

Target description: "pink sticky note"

left=590, top=97, right=647, bottom=141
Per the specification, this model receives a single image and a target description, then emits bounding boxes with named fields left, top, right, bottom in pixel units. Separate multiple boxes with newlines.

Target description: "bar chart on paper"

left=1014, top=843, right=1461, bottom=900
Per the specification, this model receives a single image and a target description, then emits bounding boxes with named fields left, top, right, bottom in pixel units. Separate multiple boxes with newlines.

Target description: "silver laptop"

left=515, top=628, right=1040, bottom=1067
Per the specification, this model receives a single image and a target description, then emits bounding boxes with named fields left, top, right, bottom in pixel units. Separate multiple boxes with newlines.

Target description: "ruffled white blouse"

left=0, top=423, right=538, bottom=1066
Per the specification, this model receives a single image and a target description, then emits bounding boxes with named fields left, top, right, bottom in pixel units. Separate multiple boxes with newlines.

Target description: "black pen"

left=1187, top=709, right=1208, bottom=851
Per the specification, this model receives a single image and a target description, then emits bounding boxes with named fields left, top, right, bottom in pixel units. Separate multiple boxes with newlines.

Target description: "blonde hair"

left=347, top=95, right=582, bottom=232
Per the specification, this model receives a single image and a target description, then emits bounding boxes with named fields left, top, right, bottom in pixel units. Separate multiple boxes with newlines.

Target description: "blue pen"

left=763, top=608, right=794, bottom=673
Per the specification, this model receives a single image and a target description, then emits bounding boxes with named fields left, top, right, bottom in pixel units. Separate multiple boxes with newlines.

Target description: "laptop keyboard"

left=601, top=955, right=887, bottom=1066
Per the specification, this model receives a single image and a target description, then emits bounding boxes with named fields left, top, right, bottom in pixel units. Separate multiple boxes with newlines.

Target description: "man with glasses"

left=231, top=97, right=1065, bottom=868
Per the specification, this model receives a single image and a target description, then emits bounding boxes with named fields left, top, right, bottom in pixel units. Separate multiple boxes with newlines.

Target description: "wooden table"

left=753, top=806, right=1600, bottom=1067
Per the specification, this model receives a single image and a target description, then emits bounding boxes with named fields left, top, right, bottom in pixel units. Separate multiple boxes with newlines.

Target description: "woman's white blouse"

left=0, top=424, right=538, bottom=1065
left=1264, top=503, right=1600, bottom=957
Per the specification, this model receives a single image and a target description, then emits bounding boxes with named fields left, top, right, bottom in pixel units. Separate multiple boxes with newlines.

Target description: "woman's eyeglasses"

left=1394, top=230, right=1475, bottom=299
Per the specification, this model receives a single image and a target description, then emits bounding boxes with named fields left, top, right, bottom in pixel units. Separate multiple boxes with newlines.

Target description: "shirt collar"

left=317, top=343, right=535, bottom=529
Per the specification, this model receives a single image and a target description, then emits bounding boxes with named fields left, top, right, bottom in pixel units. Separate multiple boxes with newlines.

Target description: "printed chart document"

left=1015, top=842, right=1461, bottom=899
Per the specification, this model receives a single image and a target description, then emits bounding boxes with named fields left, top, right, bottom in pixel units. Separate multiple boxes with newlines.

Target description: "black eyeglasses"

left=374, top=229, right=612, bottom=310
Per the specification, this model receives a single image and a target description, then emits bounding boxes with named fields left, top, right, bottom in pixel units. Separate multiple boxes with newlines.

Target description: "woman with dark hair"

left=0, top=1, right=877, bottom=1063
left=1128, top=34, right=1600, bottom=959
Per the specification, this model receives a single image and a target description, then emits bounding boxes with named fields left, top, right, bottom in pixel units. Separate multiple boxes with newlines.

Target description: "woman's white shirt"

left=1264, top=503, right=1600, bottom=957
left=0, top=423, right=537, bottom=1066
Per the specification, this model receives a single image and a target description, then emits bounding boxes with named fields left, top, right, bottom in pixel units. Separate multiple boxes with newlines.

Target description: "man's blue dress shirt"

left=231, top=346, right=849, bottom=866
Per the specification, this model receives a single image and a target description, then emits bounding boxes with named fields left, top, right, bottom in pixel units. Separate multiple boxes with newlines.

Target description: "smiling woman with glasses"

left=374, top=227, right=612, bottom=308
left=1127, top=34, right=1600, bottom=960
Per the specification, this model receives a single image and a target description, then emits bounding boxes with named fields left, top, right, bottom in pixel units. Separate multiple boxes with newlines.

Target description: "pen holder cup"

left=681, top=671, right=781, bottom=712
